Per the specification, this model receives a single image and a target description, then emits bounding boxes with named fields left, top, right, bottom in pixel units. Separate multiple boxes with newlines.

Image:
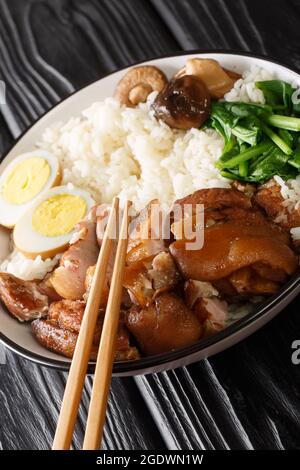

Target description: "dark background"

left=0, top=0, right=300, bottom=450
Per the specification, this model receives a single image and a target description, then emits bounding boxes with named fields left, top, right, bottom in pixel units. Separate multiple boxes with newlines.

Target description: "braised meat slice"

left=213, top=265, right=288, bottom=299
left=31, top=320, right=87, bottom=359
left=125, top=293, right=202, bottom=355
left=49, top=219, right=99, bottom=300
left=124, top=201, right=180, bottom=307
left=228, top=267, right=283, bottom=296
left=148, top=251, right=181, bottom=290
left=175, top=187, right=252, bottom=213
left=170, top=219, right=298, bottom=295
left=255, top=179, right=300, bottom=230
left=169, top=211, right=298, bottom=295
left=32, top=300, right=139, bottom=361
left=184, top=279, right=219, bottom=308
left=0, top=272, right=49, bottom=322
left=231, top=180, right=256, bottom=198
left=115, top=348, right=141, bottom=362
left=85, top=204, right=126, bottom=307
left=123, top=251, right=180, bottom=307
left=127, top=200, right=166, bottom=265
left=84, top=261, right=131, bottom=308
left=48, top=299, right=90, bottom=334
left=84, top=261, right=111, bottom=308
left=123, top=258, right=155, bottom=307
left=183, top=279, right=228, bottom=336
left=38, top=273, right=62, bottom=301
left=194, top=297, right=228, bottom=336
left=172, top=187, right=266, bottom=235
left=212, top=278, right=237, bottom=298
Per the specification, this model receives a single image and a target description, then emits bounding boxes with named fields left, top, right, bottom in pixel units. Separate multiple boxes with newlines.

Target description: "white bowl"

left=1, top=51, right=300, bottom=376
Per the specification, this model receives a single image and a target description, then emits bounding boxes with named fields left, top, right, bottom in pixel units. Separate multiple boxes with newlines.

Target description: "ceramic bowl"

left=1, top=51, right=300, bottom=375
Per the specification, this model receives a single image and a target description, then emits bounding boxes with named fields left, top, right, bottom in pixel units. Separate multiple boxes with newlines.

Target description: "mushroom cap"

left=152, top=75, right=211, bottom=130
left=173, top=59, right=241, bottom=99
left=114, top=65, right=168, bottom=107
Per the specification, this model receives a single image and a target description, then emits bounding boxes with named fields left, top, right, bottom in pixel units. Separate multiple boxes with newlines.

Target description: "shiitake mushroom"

left=114, top=66, right=168, bottom=107
left=152, top=75, right=211, bottom=130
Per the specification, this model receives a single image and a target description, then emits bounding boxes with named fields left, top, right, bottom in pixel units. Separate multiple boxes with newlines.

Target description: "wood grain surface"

left=0, top=0, right=300, bottom=450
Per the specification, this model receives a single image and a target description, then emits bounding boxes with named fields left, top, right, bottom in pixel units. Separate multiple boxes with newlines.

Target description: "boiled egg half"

left=0, top=150, right=61, bottom=227
left=14, top=185, right=95, bottom=259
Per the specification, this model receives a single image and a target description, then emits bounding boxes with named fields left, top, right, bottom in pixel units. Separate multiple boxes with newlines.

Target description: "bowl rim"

left=1, top=48, right=300, bottom=374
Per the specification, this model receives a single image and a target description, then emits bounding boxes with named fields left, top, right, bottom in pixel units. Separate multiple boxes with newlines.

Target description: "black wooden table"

left=1, top=0, right=300, bottom=451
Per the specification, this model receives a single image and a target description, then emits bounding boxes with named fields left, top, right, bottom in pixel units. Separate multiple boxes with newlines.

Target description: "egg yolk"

left=32, top=194, right=87, bottom=237
left=3, top=157, right=51, bottom=205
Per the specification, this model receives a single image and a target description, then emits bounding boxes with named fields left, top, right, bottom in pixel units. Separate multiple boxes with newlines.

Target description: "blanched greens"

left=209, top=79, right=300, bottom=183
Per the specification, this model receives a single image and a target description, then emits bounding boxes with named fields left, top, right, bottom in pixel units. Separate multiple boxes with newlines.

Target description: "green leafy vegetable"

left=250, top=146, right=296, bottom=182
left=260, top=122, right=293, bottom=155
left=220, top=170, right=240, bottom=180
left=209, top=79, right=300, bottom=183
left=209, top=103, right=240, bottom=141
left=216, top=141, right=272, bottom=169
left=256, top=80, right=294, bottom=113
left=278, top=128, right=295, bottom=147
left=222, top=102, right=272, bottom=118
left=231, top=116, right=261, bottom=145
left=265, top=114, right=300, bottom=131
left=239, top=160, right=249, bottom=177
left=288, top=140, right=300, bottom=171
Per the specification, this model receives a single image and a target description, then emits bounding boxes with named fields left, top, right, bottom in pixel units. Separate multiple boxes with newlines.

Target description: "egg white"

left=13, top=185, right=95, bottom=259
left=0, top=150, right=61, bottom=228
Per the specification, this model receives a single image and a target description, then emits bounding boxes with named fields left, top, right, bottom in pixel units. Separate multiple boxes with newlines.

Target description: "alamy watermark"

left=97, top=203, right=205, bottom=251
left=291, top=340, right=300, bottom=365
left=0, top=81, right=6, bottom=105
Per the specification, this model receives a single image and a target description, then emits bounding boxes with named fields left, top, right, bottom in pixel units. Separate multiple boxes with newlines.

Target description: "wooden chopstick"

left=52, top=197, right=120, bottom=450
left=83, top=200, right=131, bottom=450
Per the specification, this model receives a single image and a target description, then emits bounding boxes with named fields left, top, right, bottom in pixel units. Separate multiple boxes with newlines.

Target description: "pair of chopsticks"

left=52, top=197, right=131, bottom=450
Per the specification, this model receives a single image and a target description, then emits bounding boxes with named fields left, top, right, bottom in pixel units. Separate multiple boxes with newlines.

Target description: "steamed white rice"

left=37, top=65, right=274, bottom=212
left=224, top=65, right=273, bottom=103
left=0, top=250, right=61, bottom=281
left=1, top=65, right=281, bottom=280
left=38, top=95, right=228, bottom=210
left=274, top=175, right=300, bottom=212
